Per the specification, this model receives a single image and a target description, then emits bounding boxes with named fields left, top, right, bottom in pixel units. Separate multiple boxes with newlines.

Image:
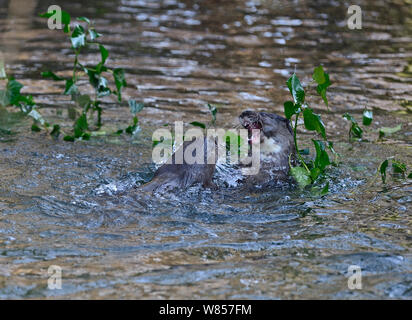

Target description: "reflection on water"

left=0, top=0, right=411, bottom=299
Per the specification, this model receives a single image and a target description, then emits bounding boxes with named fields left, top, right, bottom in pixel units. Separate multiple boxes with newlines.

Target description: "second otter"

left=140, top=111, right=296, bottom=192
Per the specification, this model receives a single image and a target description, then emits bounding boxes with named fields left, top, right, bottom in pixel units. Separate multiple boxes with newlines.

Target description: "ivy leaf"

left=125, top=116, right=139, bottom=135
left=303, top=107, right=326, bottom=139
left=99, top=44, right=108, bottom=64
left=312, top=139, right=330, bottom=171
left=74, top=113, right=88, bottom=138
left=313, top=66, right=331, bottom=107
left=84, top=68, right=99, bottom=88
left=286, top=73, right=305, bottom=105
left=71, top=25, right=86, bottom=48
left=290, top=166, right=311, bottom=188
left=343, top=113, right=363, bottom=139
left=283, top=101, right=298, bottom=120
left=321, top=182, right=329, bottom=195
left=379, top=159, right=389, bottom=184
left=50, top=124, right=61, bottom=138
left=312, top=65, right=326, bottom=84
left=392, top=160, right=407, bottom=175
left=64, top=79, right=78, bottom=96
left=128, top=100, right=144, bottom=114
left=208, top=103, right=217, bottom=124
left=41, top=71, right=65, bottom=81
left=6, top=79, right=24, bottom=106
left=39, top=10, right=71, bottom=33
left=75, top=94, right=91, bottom=110
left=31, top=124, right=41, bottom=132
left=63, top=135, right=75, bottom=142
left=310, top=167, right=321, bottom=181
left=113, top=68, right=127, bottom=102
left=379, top=124, right=402, bottom=138
left=97, top=76, right=111, bottom=97
left=77, top=17, right=90, bottom=24
left=189, top=121, right=206, bottom=129
left=362, top=109, right=373, bottom=126
left=88, top=29, right=101, bottom=41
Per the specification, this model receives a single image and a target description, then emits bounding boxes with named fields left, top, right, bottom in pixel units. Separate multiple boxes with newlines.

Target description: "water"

left=0, top=0, right=411, bottom=299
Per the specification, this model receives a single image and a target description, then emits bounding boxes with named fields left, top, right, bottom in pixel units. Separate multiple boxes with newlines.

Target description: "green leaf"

left=343, top=113, right=355, bottom=123
left=39, top=10, right=70, bottom=32
left=392, top=160, right=407, bottom=175
left=82, top=132, right=91, bottom=140
left=408, top=172, right=412, bottom=179
left=321, top=182, right=329, bottom=195
left=75, top=94, right=91, bottom=110
left=379, top=124, right=402, bottom=138
left=379, top=159, right=389, bottom=184
left=50, top=124, right=60, bottom=138
left=31, top=124, right=41, bottom=132
left=312, top=65, right=326, bottom=84
left=113, top=68, right=127, bottom=102
left=128, top=100, right=144, bottom=114
left=77, top=16, right=90, bottom=24
left=310, top=167, right=321, bottom=181
left=71, top=25, right=86, bottom=48
left=63, top=135, right=75, bottom=142
left=313, top=66, right=331, bottom=107
left=303, top=107, right=326, bottom=139
left=125, top=116, right=139, bottom=135
left=284, top=101, right=298, bottom=120
left=64, top=79, right=79, bottom=99
left=351, top=123, right=363, bottom=139
left=343, top=113, right=363, bottom=139
left=362, top=109, right=373, bottom=126
left=97, top=76, right=111, bottom=97
left=6, top=79, right=24, bottom=105
left=208, top=103, right=217, bottom=124
left=290, top=166, right=311, bottom=188
left=84, top=68, right=99, bottom=88
left=189, top=121, right=206, bottom=129
left=28, top=109, right=45, bottom=125
left=41, top=71, right=64, bottom=81
left=312, top=139, right=330, bottom=171
left=99, top=44, right=108, bottom=64
left=74, top=113, right=88, bottom=138
left=62, top=11, right=71, bottom=32
left=286, top=73, right=305, bottom=104
left=88, top=29, right=101, bottom=41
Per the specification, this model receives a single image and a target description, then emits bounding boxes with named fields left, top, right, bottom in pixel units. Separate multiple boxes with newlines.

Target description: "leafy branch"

left=283, top=66, right=335, bottom=191
left=39, top=10, right=129, bottom=141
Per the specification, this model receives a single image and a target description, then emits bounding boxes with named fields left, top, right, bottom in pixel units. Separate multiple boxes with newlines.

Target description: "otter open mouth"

left=239, top=111, right=263, bottom=143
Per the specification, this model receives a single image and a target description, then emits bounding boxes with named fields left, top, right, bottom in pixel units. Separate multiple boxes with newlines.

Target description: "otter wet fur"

left=238, top=110, right=296, bottom=187
left=140, top=111, right=296, bottom=192
left=140, top=137, right=217, bottom=192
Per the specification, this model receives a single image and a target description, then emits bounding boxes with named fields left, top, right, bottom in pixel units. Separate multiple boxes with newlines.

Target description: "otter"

left=239, top=110, right=296, bottom=186
left=140, top=136, right=217, bottom=192
left=140, top=111, right=295, bottom=192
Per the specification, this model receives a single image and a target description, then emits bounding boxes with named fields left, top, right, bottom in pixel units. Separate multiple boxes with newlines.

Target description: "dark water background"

left=0, top=0, right=411, bottom=298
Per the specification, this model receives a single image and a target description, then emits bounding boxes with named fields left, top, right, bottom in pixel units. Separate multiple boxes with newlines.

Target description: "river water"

left=0, top=0, right=411, bottom=299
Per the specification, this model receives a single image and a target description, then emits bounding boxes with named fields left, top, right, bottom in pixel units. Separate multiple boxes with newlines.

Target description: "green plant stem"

left=72, top=49, right=79, bottom=82
left=293, top=113, right=310, bottom=173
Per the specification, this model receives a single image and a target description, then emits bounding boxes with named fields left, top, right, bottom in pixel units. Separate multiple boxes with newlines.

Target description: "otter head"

left=239, top=110, right=295, bottom=157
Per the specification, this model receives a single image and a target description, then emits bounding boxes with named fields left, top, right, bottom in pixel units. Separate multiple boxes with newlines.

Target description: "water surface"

left=0, top=0, right=411, bottom=299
